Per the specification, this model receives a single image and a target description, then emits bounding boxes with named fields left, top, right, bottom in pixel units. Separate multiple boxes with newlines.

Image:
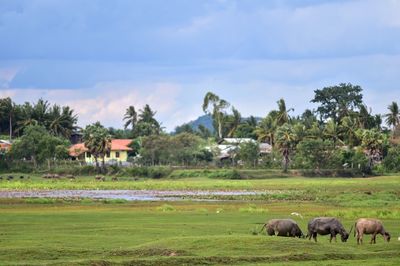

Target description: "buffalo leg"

left=313, top=233, right=317, bottom=242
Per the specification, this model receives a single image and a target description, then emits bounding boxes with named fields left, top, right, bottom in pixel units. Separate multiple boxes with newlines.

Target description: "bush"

left=121, top=166, right=172, bottom=178
left=294, top=139, right=341, bottom=169
left=300, top=169, right=363, bottom=177
left=383, top=145, right=400, bottom=172
left=208, top=169, right=241, bottom=179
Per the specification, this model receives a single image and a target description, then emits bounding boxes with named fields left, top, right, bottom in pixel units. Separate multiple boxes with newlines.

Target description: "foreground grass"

left=0, top=201, right=399, bottom=265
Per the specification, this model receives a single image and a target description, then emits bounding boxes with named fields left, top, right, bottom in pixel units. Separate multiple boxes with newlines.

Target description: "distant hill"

left=186, top=114, right=214, bottom=132
left=176, top=114, right=262, bottom=133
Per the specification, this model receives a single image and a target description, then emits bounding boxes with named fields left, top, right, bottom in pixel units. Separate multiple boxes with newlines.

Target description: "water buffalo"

left=307, top=217, right=352, bottom=243
left=355, top=218, right=390, bottom=244
left=260, top=219, right=304, bottom=238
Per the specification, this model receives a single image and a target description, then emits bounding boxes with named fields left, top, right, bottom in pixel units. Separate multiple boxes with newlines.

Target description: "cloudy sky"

left=1, top=0, right=399, bottom=131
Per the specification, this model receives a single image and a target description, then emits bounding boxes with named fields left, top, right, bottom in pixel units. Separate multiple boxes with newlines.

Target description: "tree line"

left=1, top=83, right=400, bottom=173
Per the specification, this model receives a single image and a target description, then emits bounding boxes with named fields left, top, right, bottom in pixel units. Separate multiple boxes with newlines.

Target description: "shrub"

left=121, top=166, right=172, bottom=178
left=208, top=169, right=241, bottom=179
left=383, top=145, right=400, bottom=172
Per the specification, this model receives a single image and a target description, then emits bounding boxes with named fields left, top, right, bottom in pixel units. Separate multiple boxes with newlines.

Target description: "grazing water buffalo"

left=307, top=217, right=352, bottom=243
left=355, top=218, right=390, bottom=244
left=260, top=219, right=304, bottom=238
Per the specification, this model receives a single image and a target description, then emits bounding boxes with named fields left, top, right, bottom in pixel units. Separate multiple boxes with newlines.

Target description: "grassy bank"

left=0, top=201, right=399, bottom=265
left=0, top=174, right=399, bottom=208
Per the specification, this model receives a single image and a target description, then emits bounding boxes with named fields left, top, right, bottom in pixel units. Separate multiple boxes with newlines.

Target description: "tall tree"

left=123, top=106, right=137, bottom=131
left=311, top=83, right=363, bottom=123
left=384, top=101, right=400, bottom=132
left=202, top=92, right=230, bottom=139
left=225, top=107, right=241, bottom=137
left=275, top=124, right=297, bottom=172
left=255, top=111, right=278, bottom=146
left=83, top=122, right=111, bottom=173
left=358, top=129, right=387, bottom=172
left=0, top=97, right=14, bottom=140
left=276, top=98, right=293, bottom=126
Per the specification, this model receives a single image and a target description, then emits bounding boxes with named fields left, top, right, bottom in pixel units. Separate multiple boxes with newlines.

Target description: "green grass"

left=0, top=172, right=399, bottom=265
left=0, top=201, right=398, bottom=265
left=1, top=174, right=399, bottom=208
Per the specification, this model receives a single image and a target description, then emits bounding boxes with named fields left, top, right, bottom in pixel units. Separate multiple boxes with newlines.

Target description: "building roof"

left=69, top=139, right=133, bottom=157
left=0, top=142, right=11, bottom=151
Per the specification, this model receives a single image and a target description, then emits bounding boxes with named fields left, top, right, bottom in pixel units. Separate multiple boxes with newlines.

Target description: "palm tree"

left=276, top=98, right=293, bottom=126
left=226, top=107, right=241, bottom=137
left=275, top=124, right=297, bottom=172
left=202, top=92, right=230, bottom=139
left=385, top=102, right=399, bottom=132
left=123, top=106, right=137, bottom=131
left=83, top=122, right=111, bottom=173
left=340, top=116, right=359, bottom=147
left=255, top=111, right=278, bottom=146
left=358, top=129, right=387, bottom=172
left=323, top=119, right=342, bottom=145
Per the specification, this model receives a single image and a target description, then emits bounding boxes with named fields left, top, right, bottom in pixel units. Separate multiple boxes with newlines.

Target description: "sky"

left=0, top=0, right=400, bottom=131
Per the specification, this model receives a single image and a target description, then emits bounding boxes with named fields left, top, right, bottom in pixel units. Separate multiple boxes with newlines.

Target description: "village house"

left=68, top=139, right=132, bottom=165
left=216, top=138, right=272, bottom=160
left=0, top=140, right=12, bottom=153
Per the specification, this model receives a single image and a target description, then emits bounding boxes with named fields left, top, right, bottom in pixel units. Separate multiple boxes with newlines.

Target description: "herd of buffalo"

left=260, top=217, right=391, bottom=244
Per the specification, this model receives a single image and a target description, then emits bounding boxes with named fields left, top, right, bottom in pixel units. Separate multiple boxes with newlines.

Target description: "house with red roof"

left=69, top=139, right=133, bottom=164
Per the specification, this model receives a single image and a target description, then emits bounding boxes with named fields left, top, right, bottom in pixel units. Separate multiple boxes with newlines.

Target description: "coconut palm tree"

left=83, top=122, right=111, bottom=173
left=123, top=106, right=137, bottom=131
left=226, top=107, right=241, bottom=137
left=276, top=98, right=294, bottom=126
left=255, top=112, right=278, bottom=146
left=323, top=119, right=342, bottom=145
left=385, top=102, right=400, bottom=132
left=275, top=124, right=297, bottom=172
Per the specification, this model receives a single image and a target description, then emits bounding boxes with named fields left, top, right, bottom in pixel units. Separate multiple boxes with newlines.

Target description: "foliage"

left=311, top=83, right=363, bottom=122
left=275, top=124, right=297, bottom=172
left=83, top=122, right=111, bottom=172
left=294, top=139, right=341, bottom=169
left=139, top=133, right=211, bottom=166
left=383, top=145, right=400, bottom=172
left=0, top=97, right=78, bottom=139
left=10, top=125, right=69, bottom=167
left=237, top=141, right=260, bottom=167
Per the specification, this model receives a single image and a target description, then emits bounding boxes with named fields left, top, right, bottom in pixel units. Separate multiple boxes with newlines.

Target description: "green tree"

left=133, top=105, right=162, bottom=137
left=384, top=102, right=399, bottom=132
left=0, top=97, right=15, bottom=140
left=83, top=122, right=111, bottom=173
left=202, top=92, right=230, bottom=139
left=10, top=125, right=69, bottom=168
left=276, top=98, right=293, bottom=126
left=237, top=141, right=260, bottom=167
left=311, top=83, right=363, bottom=123
left=294, top=139, right=339, bottom=169
left=358, top=129, right=388, bottom=172
left=255, top=111, right=278, bottom=146
left=275, top=124, right=297, bottom=172
left=123, top=106, right=137, bottom=131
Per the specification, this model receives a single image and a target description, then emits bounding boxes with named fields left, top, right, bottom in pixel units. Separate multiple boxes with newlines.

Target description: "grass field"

left=0, top=173, right=399, bottom=265
left=0, top=201, right=399, bottom=265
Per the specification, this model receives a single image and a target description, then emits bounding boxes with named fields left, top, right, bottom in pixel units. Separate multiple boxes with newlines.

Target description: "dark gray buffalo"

left=355, top=218, right=390, bottom=244
left=260, top=219, right=304, bottom=238
left=307, top=217, right=352, bottom=242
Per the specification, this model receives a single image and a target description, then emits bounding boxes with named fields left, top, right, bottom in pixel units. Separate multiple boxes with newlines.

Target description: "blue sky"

left=1, top=0, right=399, bottom=131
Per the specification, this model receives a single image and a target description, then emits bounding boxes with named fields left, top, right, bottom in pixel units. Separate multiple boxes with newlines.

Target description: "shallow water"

left=0, top=190, right=264, bottom=201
